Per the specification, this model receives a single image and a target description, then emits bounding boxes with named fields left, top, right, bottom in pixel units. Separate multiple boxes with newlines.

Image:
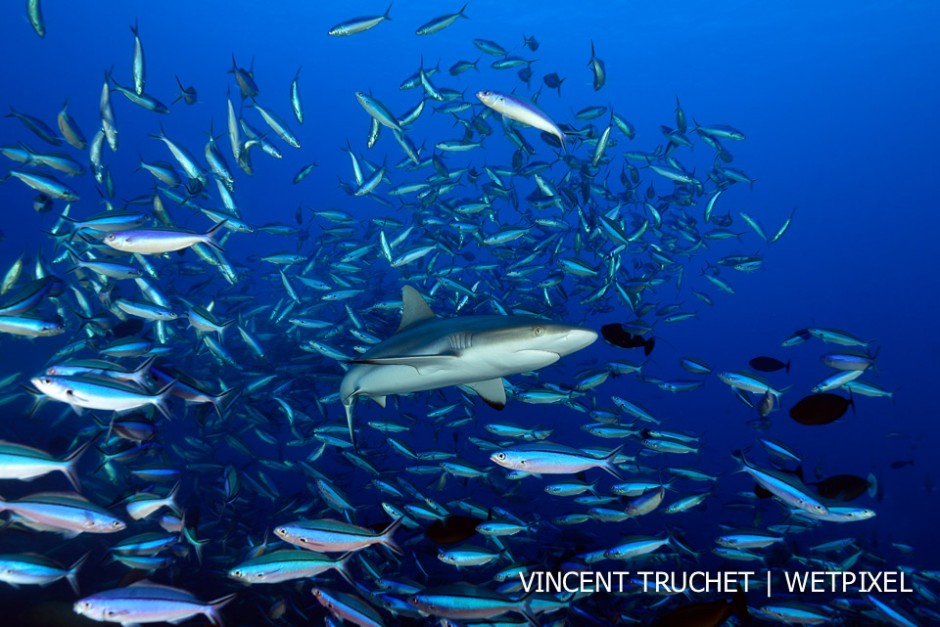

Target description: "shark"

left=340, top=286, right=598, bottom=446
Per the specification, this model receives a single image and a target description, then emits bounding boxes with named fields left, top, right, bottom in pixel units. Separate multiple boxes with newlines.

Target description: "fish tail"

left=147, top=122, right=167, bottom=141
left=786, top=359, right=791, bottom=374
left=381, top=517, right=404, bottom=556
left=130, top=18, right=139, bottom=36
left=731, top=585, right=750, bottom=621
left=458, top=2, right=469, bottom=17
left=219, top=318, right=236, bottom=341
left=130, top=356, right=156, bottom=387
left=602, top=445, right=624, bottom=479
left=519, top=600, right=538, bottom=625
left=335, top=552, right=356, bottom=588
left=384, top=3, right=393, bottom=19
left=212, top=386, right=240, bottom=417
left=203, top=220, right=227, bottom=251
left=66, top=552, right=89, bottom=596
left=153, top=380, right=176, bottom=419
left=205, top=592, right=237, bottom=627
left=62, top=437, right=95, bottom=492
left=165, top=481, right=182, bottom=512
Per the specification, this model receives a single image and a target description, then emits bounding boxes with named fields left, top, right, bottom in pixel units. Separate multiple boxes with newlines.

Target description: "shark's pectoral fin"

left=467, top=378, right=506, bottom=410
left=352, top=354, right=458, bottom=375
left=371, top=395, right=387, bottom=408
left=344, top=402, right=356, bottom=448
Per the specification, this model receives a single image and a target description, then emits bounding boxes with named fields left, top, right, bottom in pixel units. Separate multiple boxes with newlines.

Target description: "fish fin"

left=212, top=387, right=239, bottom=417
left=731, top=584, right=751, bottom=621
left=344, top=402, right=356, bottom=448
left=66, top=552, right=89, bottom=596
left=396, top=285, right=435, bottom=332
left=62, top=438, right=95, bottom=492
left=153, top=380, right=176, bottom=420
left=203, top=220, right=226, bottom=251
left=206, top=593, right=237, bottom=627
left=381, top=518, right=404, bottom=556
left=334, top=552, right=356, bottom=589
left=467, top=378, right=506, bottom=410
left=372, top=395, right=386, bottom=408
left=602, top=445, right=624, bottom=479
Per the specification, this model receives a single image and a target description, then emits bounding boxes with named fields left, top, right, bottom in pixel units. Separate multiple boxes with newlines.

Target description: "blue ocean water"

left=0, top=1, right=938, bottom=624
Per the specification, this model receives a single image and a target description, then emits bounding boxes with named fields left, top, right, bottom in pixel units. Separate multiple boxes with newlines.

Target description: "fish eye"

left=533, top=326, right=545, bottom=336
left=299, top=537, right=308, bottom=543
left=255, top=573, right=264, bottom=579
left=112, top=520, right=122, bottom=527
left=232, top=570, right=242, bottom=577
left=495, top=453, right=505, bottom=461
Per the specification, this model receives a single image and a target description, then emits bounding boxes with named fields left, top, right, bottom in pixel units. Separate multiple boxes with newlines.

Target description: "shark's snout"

left=562, top=327, right=599, bottom=354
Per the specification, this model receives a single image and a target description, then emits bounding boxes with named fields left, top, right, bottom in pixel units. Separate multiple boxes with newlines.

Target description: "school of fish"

left=0, top=3, right=927, bottom=627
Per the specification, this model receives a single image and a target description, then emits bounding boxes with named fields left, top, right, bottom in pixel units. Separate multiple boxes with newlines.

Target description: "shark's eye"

left=533, top=326, right=545, bottom=336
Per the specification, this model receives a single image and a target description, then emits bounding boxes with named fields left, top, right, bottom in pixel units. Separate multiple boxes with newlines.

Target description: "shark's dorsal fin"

left=397, top=286, right=435, bottom=333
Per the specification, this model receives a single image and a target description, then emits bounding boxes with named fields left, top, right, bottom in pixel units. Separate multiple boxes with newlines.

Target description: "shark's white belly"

left=344, top=348, right=561, bottom=399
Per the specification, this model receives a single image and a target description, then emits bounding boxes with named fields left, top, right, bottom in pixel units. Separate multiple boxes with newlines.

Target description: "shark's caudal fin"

left=397, top=286, right=435, bottom=332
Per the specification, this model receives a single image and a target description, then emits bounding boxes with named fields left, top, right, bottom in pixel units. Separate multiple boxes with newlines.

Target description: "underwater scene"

left=0, top=1, right=938, bottom=625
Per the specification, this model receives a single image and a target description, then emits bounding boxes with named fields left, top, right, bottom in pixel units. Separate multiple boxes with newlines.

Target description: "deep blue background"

left=0, top=0, right=938, bottom=620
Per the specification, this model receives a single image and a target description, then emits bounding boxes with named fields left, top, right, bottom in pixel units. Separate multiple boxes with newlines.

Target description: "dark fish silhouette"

left=172, top=76, right=197, bottom=105
left=523, top=34, right=539, bottom=51
left=601, top=323, right=655, bottom=356
left=789, top=393, right=853, bottom=425
left=33, top=193, right=53, bottom=213
left=112, top=318, right=144, bottom=338
left=517, top=65, right=533, bottom=87
left=543, top=72, right=565, bottom=96
left=654, top=587, right=749, bottom=626
left=748, top=356, right=790, bottom=373
left=813, top=474, right=870, bottom=501
left=425, top=515, right=482, bottom=545
left=890, top=459, right=914, bottom=470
